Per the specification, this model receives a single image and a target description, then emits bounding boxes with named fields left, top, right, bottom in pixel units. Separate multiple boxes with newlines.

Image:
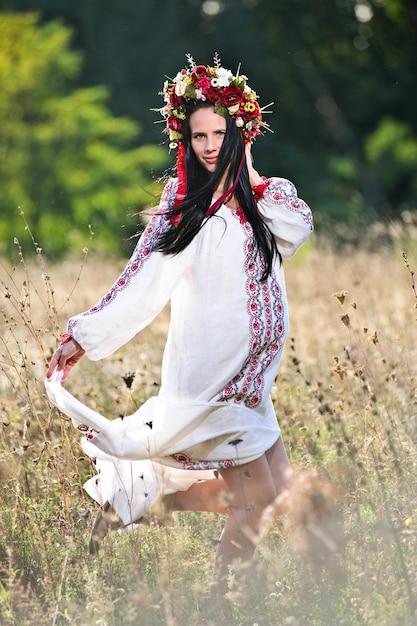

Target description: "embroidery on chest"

left=218, top=214, right=285, bottom=408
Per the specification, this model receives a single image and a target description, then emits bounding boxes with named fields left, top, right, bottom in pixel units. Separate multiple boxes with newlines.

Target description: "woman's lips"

left=204, top=156, right=217, bottom=165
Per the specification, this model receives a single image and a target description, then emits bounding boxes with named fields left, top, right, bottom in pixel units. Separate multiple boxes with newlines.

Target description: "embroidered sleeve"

left=159, top=177, right=179, bottom=214
left=257, top=177, right=313, bottom=258
left=67, top=178, right=193, bottom=360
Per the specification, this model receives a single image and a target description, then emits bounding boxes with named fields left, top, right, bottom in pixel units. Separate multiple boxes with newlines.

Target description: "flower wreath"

left=159, top=53, right=272, bottom=148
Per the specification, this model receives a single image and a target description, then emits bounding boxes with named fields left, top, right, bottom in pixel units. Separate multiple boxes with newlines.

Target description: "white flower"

left=195, top=88, right=203, bottom=100
left=228, top=104, right=240, bottom=115
left=235, top=117, right=244, bottom=127
left=216, top=68, right=233, bottom=87
left=175, top=80, right=187, bottom=96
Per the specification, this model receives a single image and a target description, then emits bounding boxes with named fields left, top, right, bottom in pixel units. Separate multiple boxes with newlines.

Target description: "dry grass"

left=0, top=227, right=416, bottom=625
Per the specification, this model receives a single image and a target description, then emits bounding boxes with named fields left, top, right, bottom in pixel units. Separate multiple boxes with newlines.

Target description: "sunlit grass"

left=1, top=225, right=416, bottom=625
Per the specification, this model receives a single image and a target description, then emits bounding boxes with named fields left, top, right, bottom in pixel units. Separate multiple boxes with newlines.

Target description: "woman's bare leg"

left=174, top=475, right=231, bottom=513
left=174, top=436, right=291, bottom=514
left=265, top=436, right=293, bottom=514
left=173, top=437, right=293, bottom=595
left=210, top=454, right=277, bottom=596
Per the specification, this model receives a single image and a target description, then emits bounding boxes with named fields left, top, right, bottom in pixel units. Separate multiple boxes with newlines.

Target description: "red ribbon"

left=170, top=143, right=187, bottom=227
left=206, top=151, right=246, bottom=217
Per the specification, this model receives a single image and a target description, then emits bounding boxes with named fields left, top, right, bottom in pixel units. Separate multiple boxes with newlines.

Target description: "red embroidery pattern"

left=68, top=182, right=177, bottom=330
left=170, top=452, right=236, bottom=470
left=218, top=213, right=285, bottom=408
left=235, top=206, right=247, bottom=224
left=264, top=178, right=313, bottom=228
left=77, top=423, right=100, bottom=440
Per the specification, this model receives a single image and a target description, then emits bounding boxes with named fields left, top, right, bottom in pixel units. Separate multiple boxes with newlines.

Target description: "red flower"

left=204, top=85, right=223, bottom=102
left=194, top=75, right=212, bottom=91
left=191, top=65, right=209, bottom=81
left=168, top=117, right=183, bottom=131
left=219, top=85, right=245, bottom=107
left=239, top=101, right=261, bottom=121
left=170, top=87, right=183, bottom=109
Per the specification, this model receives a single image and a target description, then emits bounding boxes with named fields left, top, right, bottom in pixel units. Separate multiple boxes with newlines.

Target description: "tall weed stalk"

left=0, top=219, right=416, bottom=625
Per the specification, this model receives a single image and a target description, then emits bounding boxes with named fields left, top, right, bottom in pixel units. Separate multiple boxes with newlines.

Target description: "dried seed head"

left=121, top=371, right=136, bottom=389
left=340, top=314, right=351, bottom=328
left=332, top=290, right=348, bottom=305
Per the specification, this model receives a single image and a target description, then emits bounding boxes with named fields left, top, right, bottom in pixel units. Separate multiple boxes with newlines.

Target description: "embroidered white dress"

left=45, top=177, right=313, bottom=526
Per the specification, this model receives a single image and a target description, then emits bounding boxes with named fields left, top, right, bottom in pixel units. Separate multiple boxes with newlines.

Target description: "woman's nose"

left=205, top=136, right=215, bottom=151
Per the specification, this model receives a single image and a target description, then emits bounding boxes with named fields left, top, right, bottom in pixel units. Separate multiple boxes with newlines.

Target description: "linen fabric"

left=45, top=177, right=313, bottom=526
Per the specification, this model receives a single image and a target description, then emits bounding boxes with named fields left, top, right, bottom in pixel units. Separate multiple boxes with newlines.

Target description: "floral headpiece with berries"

left=159, top=53, right=272, bottom=149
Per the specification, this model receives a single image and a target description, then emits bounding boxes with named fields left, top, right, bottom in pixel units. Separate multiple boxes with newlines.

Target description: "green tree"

left=365, top=117, right=417, bottom=213
left=248, top=0, right=417, bottom=221
left=0, top=12, right=167, bottom=258
left=3, top=0, right=416, bottom=228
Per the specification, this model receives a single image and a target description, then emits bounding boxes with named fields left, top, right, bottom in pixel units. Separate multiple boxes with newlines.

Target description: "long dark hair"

left=154, top=101, right=278, bottom=280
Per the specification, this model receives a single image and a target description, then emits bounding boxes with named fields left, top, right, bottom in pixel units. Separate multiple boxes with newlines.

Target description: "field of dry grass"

left=1, top=226, right=416, bottom=625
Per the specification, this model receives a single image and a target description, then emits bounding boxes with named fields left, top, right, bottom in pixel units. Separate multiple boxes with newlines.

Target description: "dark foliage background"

left=1, top=0, right=416, bottom=256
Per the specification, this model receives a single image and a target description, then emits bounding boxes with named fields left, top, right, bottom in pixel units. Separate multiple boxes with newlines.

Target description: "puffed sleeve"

left=257, top=177, right=313, bottom=258
left=67, top=179, right=191, bottom=360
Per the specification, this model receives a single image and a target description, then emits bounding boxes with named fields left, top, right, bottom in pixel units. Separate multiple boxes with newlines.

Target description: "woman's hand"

left=245, top=143, right=264, bottom=188
left=46, top=338, right=85, bottom=381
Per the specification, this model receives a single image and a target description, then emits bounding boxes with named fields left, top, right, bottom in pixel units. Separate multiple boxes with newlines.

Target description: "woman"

left=46, top=57, right=313, bottom=596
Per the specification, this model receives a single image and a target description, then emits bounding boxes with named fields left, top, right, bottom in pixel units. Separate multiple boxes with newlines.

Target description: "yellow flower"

left=244, top=102, right=256, bottom=113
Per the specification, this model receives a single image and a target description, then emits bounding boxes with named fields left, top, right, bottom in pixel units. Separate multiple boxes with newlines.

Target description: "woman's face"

left=189, top=106, right=227, bottom=174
